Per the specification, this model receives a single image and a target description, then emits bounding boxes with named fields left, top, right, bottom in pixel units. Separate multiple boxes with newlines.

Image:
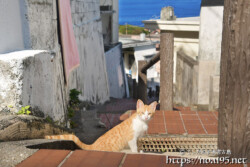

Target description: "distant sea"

left=119, top=0, right=202, bottom=26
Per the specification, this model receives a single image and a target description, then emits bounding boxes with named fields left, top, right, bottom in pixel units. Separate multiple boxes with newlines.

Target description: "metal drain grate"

left=138, top=136, right=217, bottom=153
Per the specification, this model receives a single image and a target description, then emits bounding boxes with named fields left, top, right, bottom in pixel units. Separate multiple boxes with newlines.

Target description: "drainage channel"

left=26, top=140, right=81, bottom=150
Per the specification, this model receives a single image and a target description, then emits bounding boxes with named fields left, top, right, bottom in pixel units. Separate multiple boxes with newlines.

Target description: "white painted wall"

left=105, top=44, right=129, bottom=98
left=70, top=0, right=110, bottom=104
left=0, top=0, right=30, bottom=54
left=199, top=3, right=224, bottom=74
left=134, top=45, right=158, bottom=79
left=100, top=0, right=112, bottom=6
left=134, top=45, right=159, bottom=90
left=197, top=0, right=224, bottom=105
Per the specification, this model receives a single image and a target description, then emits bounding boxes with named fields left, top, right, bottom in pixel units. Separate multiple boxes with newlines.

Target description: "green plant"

left=69, top=89, right=81, bottom=107
left=17, top=105, right=31, bottom=115
left=161, top=148, right=167, bottom=153
left=119, top=25, right=150, bottom=35
left=8, top=105, right=13, bottom=108
left=67, top=89, right=81, bottom=129
left=70, top=120, right=77, bottom=128
left=45, top=116, right=53, bottom=123
left=67, top=107, right=75, bottom=118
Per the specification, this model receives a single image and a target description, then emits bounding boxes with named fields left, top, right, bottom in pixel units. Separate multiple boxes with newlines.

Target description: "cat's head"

left=136, top=99, right=157, bottom=121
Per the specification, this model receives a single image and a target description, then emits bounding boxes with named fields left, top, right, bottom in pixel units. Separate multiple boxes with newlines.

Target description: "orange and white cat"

left=45, top=99, right=157, bottom=152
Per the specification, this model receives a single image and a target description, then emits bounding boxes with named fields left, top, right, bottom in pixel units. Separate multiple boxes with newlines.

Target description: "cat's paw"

left=139, top=150, right=144, bottom=153
left=130, top=148, right=138, bottom=153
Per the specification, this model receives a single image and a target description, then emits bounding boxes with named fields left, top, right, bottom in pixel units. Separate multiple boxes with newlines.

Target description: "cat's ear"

left=149, top=101, right=157, bottom=112
left=137, top=99, right=144, bottom=109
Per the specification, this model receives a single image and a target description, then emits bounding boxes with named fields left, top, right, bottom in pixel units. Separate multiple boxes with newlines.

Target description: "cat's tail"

left=45, top=134, right=92, bottom=150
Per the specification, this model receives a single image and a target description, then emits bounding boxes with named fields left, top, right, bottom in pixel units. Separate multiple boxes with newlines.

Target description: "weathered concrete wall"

left=199, top=3, right=223, bottom=75
left=0, top=51, right=38, bottom=111
left=0, top=0, right=110, bottom=122
left=70, top=0, right=110, bottom=103
left=21, top=51, right=66, bottom=122
left=25, top=0, right=110, bottom=104
left=0, top=50, right=67, bottom=122
left=0, top=0, right=67, bottom=122
left=100, top=0, right=119, bottom=45
left=197, top=60, right=218, bottom=105
left=105, top=44, right=129, bottom=98
left=101, top=14, right=112, bottom=46
left=174, top=51, right=198, bottom=106
left=209, top=75, right=220, bottom=111
left=0, top=0, right=30, bottom=54
left=25, top=0, right=58, bottom=50
left=199, top=0, right=224, bottom=61
left=100, top=0, right=112, bottom=46
left=196, top=0, right=224, bottom=106
left=111, top=0, right=119, bottom=44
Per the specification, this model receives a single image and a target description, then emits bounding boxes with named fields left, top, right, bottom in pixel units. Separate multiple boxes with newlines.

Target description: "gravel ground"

left=0, top=139, right=52, bottom=167
left=71, top=108, right=107, bottom=144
